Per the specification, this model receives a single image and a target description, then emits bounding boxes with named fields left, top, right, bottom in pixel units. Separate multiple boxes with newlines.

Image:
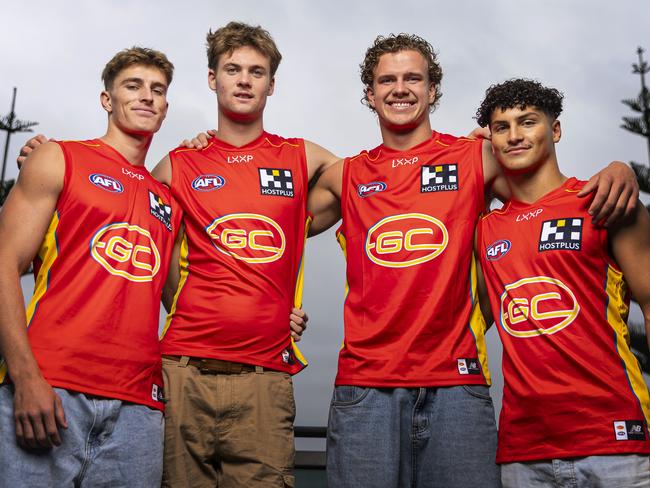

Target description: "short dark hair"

left=206, top=22, right=282, bottom=76
left=102, top=47, right=174, bottom=90
left=476, top=78, right=563, bottom=127
left=360, top=33, right=443, bottom=111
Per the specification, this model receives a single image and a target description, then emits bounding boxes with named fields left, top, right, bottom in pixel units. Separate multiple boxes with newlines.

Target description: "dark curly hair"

left=360, top=33, right=443, bottom=112
left=476, top=78, right=563, bottom=127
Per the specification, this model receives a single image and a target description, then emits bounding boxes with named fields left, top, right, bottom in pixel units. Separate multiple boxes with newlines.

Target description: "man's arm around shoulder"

left=0, top=142, right=68, bottom=449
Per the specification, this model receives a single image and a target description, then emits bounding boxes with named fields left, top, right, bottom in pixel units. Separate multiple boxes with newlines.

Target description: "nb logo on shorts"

left=365, top=213, right=448, bottom=268
left=206, top=213, right=285, bottom=264
left=90, top=223, right=161, bottom=282
left=499, top=276, right=580, bottom=338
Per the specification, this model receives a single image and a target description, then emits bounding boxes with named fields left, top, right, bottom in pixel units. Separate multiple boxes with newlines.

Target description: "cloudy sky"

left=3, top=0, right=650, bottom=442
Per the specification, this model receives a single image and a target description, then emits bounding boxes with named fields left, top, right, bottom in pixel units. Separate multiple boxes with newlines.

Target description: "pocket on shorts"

left=461, top=385, right=493, bottom=401
left=331, top=385, right=370, bottom=407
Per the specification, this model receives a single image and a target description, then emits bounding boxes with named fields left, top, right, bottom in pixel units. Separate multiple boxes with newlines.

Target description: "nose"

left=237, top=70, right=252, bottom=87
left=507, top=126, right=523, bottom=144
left=140, top=86, right=154, bottom=104
left=393, top=78, right=409, bottom=96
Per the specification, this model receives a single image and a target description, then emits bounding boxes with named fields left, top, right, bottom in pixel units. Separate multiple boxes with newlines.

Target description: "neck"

left=379, top=118, right=433, bottom=151
left=215, top=110, right=265, bottom=147
left=507, top=159, right=567, bottom=204
left=100, top=125, right=152, bottom=166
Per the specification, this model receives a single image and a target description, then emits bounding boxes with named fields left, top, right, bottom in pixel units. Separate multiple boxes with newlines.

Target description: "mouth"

left=234, top=92, right=254, bottom=100
left=387, top=100, right=415, bottom=110
left=505, top=145, right=531, bottom=155
left=133, top=107, right=156, bottom=116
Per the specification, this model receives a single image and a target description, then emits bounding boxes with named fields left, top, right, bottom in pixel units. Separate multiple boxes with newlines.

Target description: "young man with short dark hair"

left=475, top=78, right=650, bottom=487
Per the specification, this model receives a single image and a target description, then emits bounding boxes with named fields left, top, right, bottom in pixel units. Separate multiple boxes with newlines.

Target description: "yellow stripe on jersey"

left=290, top=216, right=312, bottom=368
left=1, top=212, right=61, bottom=383
left=336, top=230, right=349, bottom=351
left=468, top=254, right=491, bottom=385
left=605, top=265, right=650, bottom=425
left=264, top=137, right=300, bottom=148
left=173, top=141, right=214, bottom=154
left=160, top=233, right=190, bottom=339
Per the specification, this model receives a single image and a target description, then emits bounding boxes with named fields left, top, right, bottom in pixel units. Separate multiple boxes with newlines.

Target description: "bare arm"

left=304, top=140, right=340, bottom=185
left=0, top=142, right=68, bottom=448
left=151, top=154, right=172, bottom=187
left=16, top=134, right=50, bottom=169
left=307, top=159, right=344, bottom=236
left=609, top=203, right=650, bottom=349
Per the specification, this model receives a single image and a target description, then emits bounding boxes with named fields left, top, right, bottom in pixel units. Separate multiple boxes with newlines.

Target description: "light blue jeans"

left=0, top=385, right=163, bottom=488
left=326, top=385, right=501, bottom=488
left=501, top=454, right=650, bottom=488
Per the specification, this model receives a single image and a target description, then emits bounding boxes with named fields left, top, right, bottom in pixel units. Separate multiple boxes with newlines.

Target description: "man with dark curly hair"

left=475, top=78, right=650, bottom=487
left=308, top=35, right=640, bottom=487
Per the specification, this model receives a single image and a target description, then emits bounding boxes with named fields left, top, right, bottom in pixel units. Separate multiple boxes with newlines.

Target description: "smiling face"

left=489, top=105, right=561, bottom=174
left=366, top=50, right=435, bottom=133
left=101, top=64, right=169, bottom=136
left=209, top=45, right=275, bottom=123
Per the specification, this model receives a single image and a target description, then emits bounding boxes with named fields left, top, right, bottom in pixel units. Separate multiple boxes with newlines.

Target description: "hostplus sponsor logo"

left=357, top=181, right=387, bottom=198
left=149, top=191, right=172, bottom=231
left=89, top=173, right=124, bottom=193
left=421, top=164, right=458, bottom=192
left=392, top=156, right=419, bottom=168
left=227, top=154, right=253, bottom=164
left=538, top=218, right=582, bottom=252
left=259, top=168, right=294, bottom=198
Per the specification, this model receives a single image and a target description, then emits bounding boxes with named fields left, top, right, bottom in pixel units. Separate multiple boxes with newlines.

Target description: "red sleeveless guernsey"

left=477, top=177, right=650, bottom=463
left=0, top=139, right=177, bottom=410
left=161, top=132, right=309, bottom=374
left=336, top=131, right=489, bottom=387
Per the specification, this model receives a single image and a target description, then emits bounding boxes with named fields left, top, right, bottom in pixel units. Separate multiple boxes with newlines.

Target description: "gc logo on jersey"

left=89, top=173, right=124, bottom=193
left=149, top=191, right=172, bottom=231
left=90, top=223, right=161, bottom=282
left=499, top=276, right=580, bottom=338
left=357, top=181, right=387, bottom=198
left=421, top=164, right=458, bottom=193
left=486, top=240, right=511, bottom=261
left=259, top=168, right=294, bottom=198
left=206, top=213, right=285, bottom=264
left=365, top=213, right=448, bottom=268
left=539, top=218, right=582, bottom=252
left=192, top=174, right=225, bottom=191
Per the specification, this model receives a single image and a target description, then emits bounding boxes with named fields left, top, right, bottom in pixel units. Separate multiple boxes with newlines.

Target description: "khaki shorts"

left=161, top=356, right=295, bottom=488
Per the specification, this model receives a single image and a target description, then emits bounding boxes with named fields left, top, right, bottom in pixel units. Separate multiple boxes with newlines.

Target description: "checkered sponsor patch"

left=421, top=164, right=458, bottom=192
left=538, top=218, right=582, bottom=252
left=259, top=168, right=294, bottom=198
left=149, top=191, right=172, bottom=231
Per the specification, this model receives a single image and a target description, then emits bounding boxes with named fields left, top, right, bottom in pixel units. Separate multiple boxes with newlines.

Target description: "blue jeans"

left=501, top=454, right=650, bottom=487
left=0, top=385, right=163, bottom=488
left=327, top=385, right=501, bottom=488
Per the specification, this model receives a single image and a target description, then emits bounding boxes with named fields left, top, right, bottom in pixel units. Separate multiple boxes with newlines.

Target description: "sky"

left=3, top=0, right=650, bottom=448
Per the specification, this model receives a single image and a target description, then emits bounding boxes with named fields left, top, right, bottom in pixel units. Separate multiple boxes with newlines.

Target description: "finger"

left=43, top=410, right=61, bottom=447
left=586, top=177, right=611, bottom=219
left=20, top=415, right=37, bottom=448
left=16, top=156, right=26, bottom=169
left=197, top=134, right=210, bottom=147
left=592, top=181, right=622, bottom=224
left=605, top=187, right=632, bottom=227
left=30, top=413, right=51, bottom=448
left=180, top=138, right=193, bottom=148
left=14, top=415, right=25, bottom=447
left=577, top=174, right=598, bottom=197
left=290, top=320, right=305, bottom=334
left=190, top=138, right=204, bottom=148
left=207, top=129, right=217, bottom=137
left=290, top=330, right=302, bottom=342
left=54, top=394, right=68, bottom=429
left=291, top=307, right=305, bottom=318
left=623, top=189, right=640, bottom=220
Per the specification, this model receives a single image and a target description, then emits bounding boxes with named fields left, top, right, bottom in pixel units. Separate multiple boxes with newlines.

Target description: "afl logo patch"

left=486, top=239, right=511, bottom=261
left=192, top=174, right=225, bottom=191
left=89, top=173, right=124, bottom=193
left=357, top=181, right=387, bottom=198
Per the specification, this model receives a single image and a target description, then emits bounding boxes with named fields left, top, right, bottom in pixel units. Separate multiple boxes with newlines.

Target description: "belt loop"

left=255, top=366, right=264, bottom=374
left=180, top=356, right=190, bottom=367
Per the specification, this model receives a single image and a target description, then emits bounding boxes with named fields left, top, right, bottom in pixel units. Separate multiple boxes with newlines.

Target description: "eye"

left=153, top=87, right=166, bottom=95
left=125, top=83, right=139, bottom=90
left=225, top=66, right=238, bottom=74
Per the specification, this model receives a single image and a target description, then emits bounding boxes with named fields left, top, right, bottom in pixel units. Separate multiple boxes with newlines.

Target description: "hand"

left=290, top=307, right=309, bottom=342
left=13, top=377, right=68, bottom=449
left=466, top=126, right=490, bottom=140
left=179, top=129, right=216, bottom=149
left=578, top=161, right=639, bottom=226
left=17, top=134, right=50, bottom=169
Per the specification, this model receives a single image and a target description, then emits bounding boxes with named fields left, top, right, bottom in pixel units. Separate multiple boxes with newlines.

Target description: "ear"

left=208, top=69, right=217, bottom=91
left=428, top=82, right=436, bottom=105
left=100, top=90, right=112, bottom=114
left=552, top=119, right=561, bottom=143
left=267, top=77, right=275, bottom=96
left=367, top=86, right=376, bottom=110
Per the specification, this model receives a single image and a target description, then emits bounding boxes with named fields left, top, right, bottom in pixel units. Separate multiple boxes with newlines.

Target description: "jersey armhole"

left=339, top=157, right=352, bottom=235
left=474, top=139, right=487, bottom=213
left=52, top=140, right=73, bottom=213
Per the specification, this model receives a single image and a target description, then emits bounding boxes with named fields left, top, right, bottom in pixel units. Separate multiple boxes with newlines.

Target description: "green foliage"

left=0, top=179, right=14, bottom=205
